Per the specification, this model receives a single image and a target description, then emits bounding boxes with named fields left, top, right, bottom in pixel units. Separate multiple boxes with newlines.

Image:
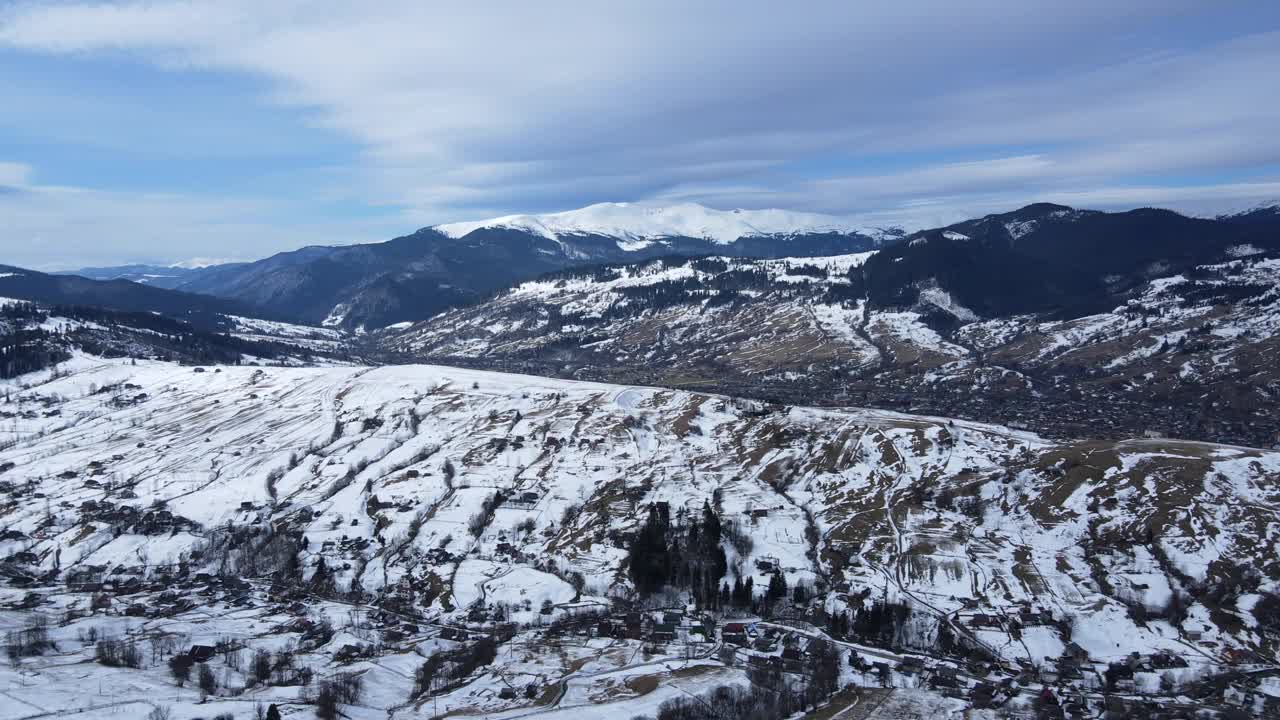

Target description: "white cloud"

left=0, top=161, right=33, bottom=188
left=0, top=1, right=1278, bottom=264
left=0, top=165, right=400, bottom=270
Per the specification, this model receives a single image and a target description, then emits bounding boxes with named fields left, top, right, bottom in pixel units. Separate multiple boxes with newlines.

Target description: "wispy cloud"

left=0, top=1, right=1278, bottom=265
left=0, top=161, right=400, bottom=270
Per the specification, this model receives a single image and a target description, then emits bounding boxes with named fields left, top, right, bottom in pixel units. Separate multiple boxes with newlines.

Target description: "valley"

left=5, top=2, right=1279, bottom=716
left=0, top=200, right=1278, bottom=718
left=376, top=251, right=1280, bottom=449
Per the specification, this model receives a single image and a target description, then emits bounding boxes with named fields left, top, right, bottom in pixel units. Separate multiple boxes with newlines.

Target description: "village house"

left=722, top=622, right=749, bottom=646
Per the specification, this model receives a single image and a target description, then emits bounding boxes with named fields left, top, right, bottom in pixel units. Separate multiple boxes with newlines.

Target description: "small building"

left=651, top=622, right=677, bottom=644
left=1150, top=651, right=1186, bottom=669
left=722, top=622, right=749, bottom=646
left=440, top=627, right=469, bottom=642
left=932, top=665, right=959, bottom=688
left=898, top=656, right=925, bottom=675
left=970, top=682, right=996, bottom=708
left=624, top=613, right=643, bottom=640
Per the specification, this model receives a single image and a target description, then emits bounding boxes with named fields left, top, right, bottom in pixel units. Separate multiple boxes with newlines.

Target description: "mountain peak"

left=433, top=201, right=887, bottom=244
left=1008, top=202, right=1076, bottom=218
left=1215, top=198, right=1280, bottom=225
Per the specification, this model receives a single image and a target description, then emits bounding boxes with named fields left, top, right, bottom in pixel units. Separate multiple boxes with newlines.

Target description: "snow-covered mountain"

left=0, top=357, right=1277, bottom=718
left=435, top=201, right=900, bottom=246
left=55, top=202, right=897, bottom=331
left=1216, top=198, right=1280, bottom=226
left=0, top=297, right=346, bottom=379
left=379, top=232, right=1280, bottom=449
left=55, top=263, right=197, bottom=287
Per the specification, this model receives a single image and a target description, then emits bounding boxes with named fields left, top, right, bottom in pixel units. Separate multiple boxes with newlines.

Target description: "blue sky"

left=1, top=0, right=1279, bottom=269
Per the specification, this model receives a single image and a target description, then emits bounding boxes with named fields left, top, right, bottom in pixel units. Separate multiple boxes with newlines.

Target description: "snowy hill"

left=435, top=201, right=900, bottom=246
left=0, top=358, right=1277, bottom=717
left=0, top=298, right=347, bottom=381
left=379, top=251, right=1280, bottom=448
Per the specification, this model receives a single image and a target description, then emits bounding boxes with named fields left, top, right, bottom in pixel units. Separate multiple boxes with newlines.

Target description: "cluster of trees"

left=248, top=647, right=312, bottom=687
left=829, top=598, right=979, bottom=658
left=95, top=637, right=143, bottom=668
left=197, top=522, right=306, bottom=582
left=166, top=650, right=212, bottom=695
left=4, top=615, right=54, bottom=663
left=711, top=568, right=813, bottom=615
left=636, top=640, right=843, bottom=720
left=0, top=304, right=70, bottom=379
left=628, top=501, right=728, bottom=606
left=627, top=501, right=815, bottom=615
left=1255, top=592, right=1280, bottom=637
left=468, top=490, right=507, bottom=537
left=308, top=672, right=363, bottom=720
left=412, top=636, right=498, bottom=698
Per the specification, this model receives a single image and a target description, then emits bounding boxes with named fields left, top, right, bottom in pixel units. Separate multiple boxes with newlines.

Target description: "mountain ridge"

left=434, top=201, right=902, bottom=245
left=71, top=202, right=899, bottom=330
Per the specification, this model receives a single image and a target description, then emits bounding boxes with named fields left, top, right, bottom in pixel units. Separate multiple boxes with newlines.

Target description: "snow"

left=322, top=303, right=351, bottom=327
left=0, top=355, right=1274, bottom=716
left=1005, top=219, right=1038, bottom=239
left=1207, top=197, right=1280, bottom=219
left=435, top=201, right=889, bottom=245
left=1226, top=243, right=1264, bottom=258
left=758, top=251, right=876, bottom=278
left=615, top=238, right=656, bottom=251
left=917, top=286, right=980, bottom=322
left=869, top=311, right=969, bottom=359
left=169, top=257, right=238, bottom=269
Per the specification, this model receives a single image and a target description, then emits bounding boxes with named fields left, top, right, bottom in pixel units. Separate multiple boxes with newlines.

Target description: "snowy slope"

left=435, top=201, right=897, bottom=244
left=380, top=252, right=1280, bottom=448
left=0, top=358, right=1277, bottom=717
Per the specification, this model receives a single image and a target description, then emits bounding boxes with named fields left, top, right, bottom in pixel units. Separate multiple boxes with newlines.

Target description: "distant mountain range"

left=377, top=202, right=1280, bottom=447
left=850, top=202, right=1280, bottom=319
left=0, top=263, right=277, bottom=330
left=12, top=198, right=1280, bottom=340
left=53, top=203, right=901, bottom=330
left=433, top=201, right=901, bottom=245
left=1, top=198, right=1278, bottom=444
left=57, top=263, right=207, bottom=288
left=1216, top=198, right=1280, bottom=226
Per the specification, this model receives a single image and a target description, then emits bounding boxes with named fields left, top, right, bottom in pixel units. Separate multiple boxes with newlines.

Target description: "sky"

left=1, top=1, right=1279, bottom=270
